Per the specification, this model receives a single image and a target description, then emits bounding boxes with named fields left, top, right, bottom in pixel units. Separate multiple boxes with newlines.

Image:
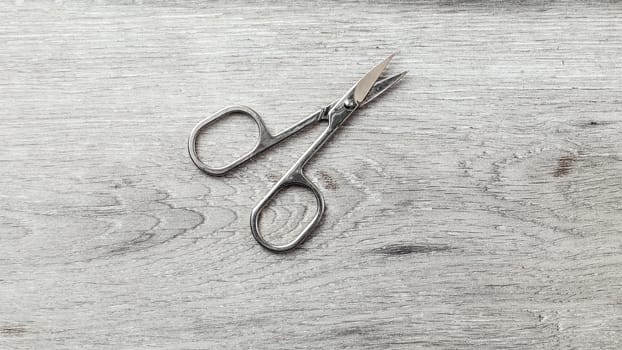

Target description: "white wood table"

left=1, top=1, right=621, bottom=349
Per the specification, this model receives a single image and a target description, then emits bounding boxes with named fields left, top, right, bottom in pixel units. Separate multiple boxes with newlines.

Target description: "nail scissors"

left=188, top=53, right=407, bottom=252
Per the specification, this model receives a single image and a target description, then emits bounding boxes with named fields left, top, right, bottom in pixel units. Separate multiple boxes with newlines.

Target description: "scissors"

left=188, top=53, right=407, bottom=252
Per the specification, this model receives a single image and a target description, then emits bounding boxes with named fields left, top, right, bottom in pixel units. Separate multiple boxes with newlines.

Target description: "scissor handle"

left=250, top=169, right=325, bottom=252
left=189, top=105, right=324, bottom=176
left=188, top=105, right=275, bottom=176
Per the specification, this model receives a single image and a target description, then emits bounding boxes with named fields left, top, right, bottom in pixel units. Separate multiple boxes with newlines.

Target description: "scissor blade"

left=360, top=70, right=408, bottom=107
left=353, top=53, right=396, bottom=103
left=320, top=70, right=407, bottom=121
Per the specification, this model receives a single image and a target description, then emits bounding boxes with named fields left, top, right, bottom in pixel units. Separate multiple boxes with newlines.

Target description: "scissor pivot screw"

left=344, top=98, right=356, bottom=109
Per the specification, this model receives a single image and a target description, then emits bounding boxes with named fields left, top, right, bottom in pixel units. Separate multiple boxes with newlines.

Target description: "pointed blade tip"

left=353, top=54, right=396, bottom=102
left=358, top=70, right=408, bottom=106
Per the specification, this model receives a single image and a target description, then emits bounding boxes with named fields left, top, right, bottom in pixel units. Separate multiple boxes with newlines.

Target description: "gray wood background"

left=1, top=0, right=621, bottom=349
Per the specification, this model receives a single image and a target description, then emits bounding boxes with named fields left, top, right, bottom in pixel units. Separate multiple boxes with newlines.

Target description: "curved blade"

left=360, top=70, right=408, bottom=107
left=319, top=69, right=407, bottom=121
left=353, top=53, right=396, bottom=103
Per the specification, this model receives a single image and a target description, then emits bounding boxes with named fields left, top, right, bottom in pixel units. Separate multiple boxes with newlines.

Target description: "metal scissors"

left=188, top=53, right=407, bottom=252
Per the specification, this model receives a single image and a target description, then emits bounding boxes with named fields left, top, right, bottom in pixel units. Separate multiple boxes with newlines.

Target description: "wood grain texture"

left=1, top=1, right=621, bottom=349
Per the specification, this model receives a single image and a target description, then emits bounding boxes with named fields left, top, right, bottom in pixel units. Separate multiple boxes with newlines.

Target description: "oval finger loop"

left=250, top=173, right=325, bottom=252
left=188, top=105, right=271, bottom=176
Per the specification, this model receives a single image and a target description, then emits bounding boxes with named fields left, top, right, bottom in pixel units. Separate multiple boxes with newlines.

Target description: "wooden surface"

left=1, top=1, right=621, bottom=349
